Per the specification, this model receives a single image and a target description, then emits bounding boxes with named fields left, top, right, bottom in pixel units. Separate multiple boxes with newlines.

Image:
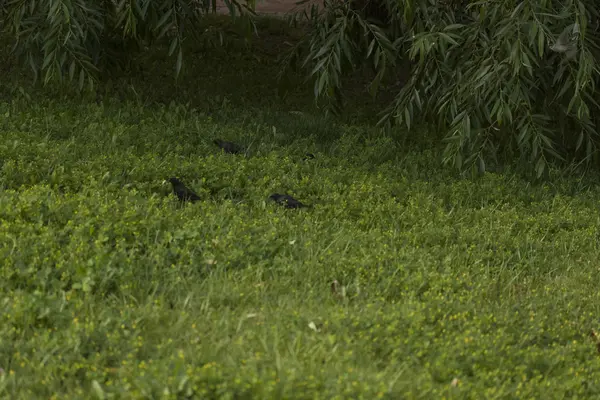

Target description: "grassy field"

left=2, top=16, right=600, bottom=399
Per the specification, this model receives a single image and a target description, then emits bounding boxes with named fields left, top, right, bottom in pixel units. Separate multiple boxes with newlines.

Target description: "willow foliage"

left=1, top=0, right=254, bottom=89
left=294, top=0, right=600, bottom=175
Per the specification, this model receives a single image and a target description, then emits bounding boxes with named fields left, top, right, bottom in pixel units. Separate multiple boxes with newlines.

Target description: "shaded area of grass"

left=0, top=15, right=407, bottom=127
left=2, top=15, right=600, bottom=399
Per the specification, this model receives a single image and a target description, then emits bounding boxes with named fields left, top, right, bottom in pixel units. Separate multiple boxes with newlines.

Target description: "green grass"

left=2, top=16, right=600, bottom=399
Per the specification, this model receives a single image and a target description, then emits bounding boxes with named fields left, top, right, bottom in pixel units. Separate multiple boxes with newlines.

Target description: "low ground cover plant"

left=2, top=96, right=600, bottom=399
left=1, top=16, right=600, bottom=399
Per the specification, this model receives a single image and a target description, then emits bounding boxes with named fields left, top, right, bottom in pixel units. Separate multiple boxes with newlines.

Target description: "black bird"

left=168, top=177, right=201, bottom=203
left=214, top=139, right=242, bottom=154
left=269, top=193, right=309, bottom=209
left=303, top=153, right=315, bottom=160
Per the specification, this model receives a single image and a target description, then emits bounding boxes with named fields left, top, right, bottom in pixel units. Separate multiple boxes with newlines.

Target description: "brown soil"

left=213, top=0, right=323, bottom=16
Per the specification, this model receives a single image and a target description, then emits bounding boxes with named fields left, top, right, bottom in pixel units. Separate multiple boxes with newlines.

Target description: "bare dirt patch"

left=213, top=0, right=323, bottom=16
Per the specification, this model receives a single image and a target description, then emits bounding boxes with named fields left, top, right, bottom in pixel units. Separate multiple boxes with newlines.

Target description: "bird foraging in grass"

left=269, top=193, right=310, bottom=209
left=168, top=177, right=201, bottom=203
left=214, top=139, right=242, bottom=154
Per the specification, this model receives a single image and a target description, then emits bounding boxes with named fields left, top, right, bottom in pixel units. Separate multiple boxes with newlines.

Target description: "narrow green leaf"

left=61, top=2, right=70, bottom=23
left=455, top=151, right=463, bottom=169
left=368, top=69, right=384, bottom=97
left=316, top=70, right=327, bottom=97
left=535, top=157, right=545, bottom=178
left=310, top=58, right=328, bottom=76
left=556, top=79, right=573, bottom=100
left=155, top=8, right=174, bottom=31
left=366, top=39, right=376, bottom=59
left=444, top=24, right=464, bottom=31
left=451, top=111, right=466, bottom=127
left=175, top=47, right=183, bottom=77
left=42, top=51, right=55, bottom=70
left=158, top=22, right=174, bottom=40
left=168, top=37, right=178, bottom=57
left=439, top=32, right=459, bottom=46
left=537, top=27, right=545, bottom=57
left=69, top=61, right=76, bottom=81
left=474, top=65, right=491, bottom=82
left=79, top=69, right=85, bottom=91
left=313, top=35, right=337, bottom=59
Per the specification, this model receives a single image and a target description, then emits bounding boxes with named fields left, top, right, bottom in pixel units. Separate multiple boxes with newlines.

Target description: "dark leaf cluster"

left=288, top=0, right=600, bottom=176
